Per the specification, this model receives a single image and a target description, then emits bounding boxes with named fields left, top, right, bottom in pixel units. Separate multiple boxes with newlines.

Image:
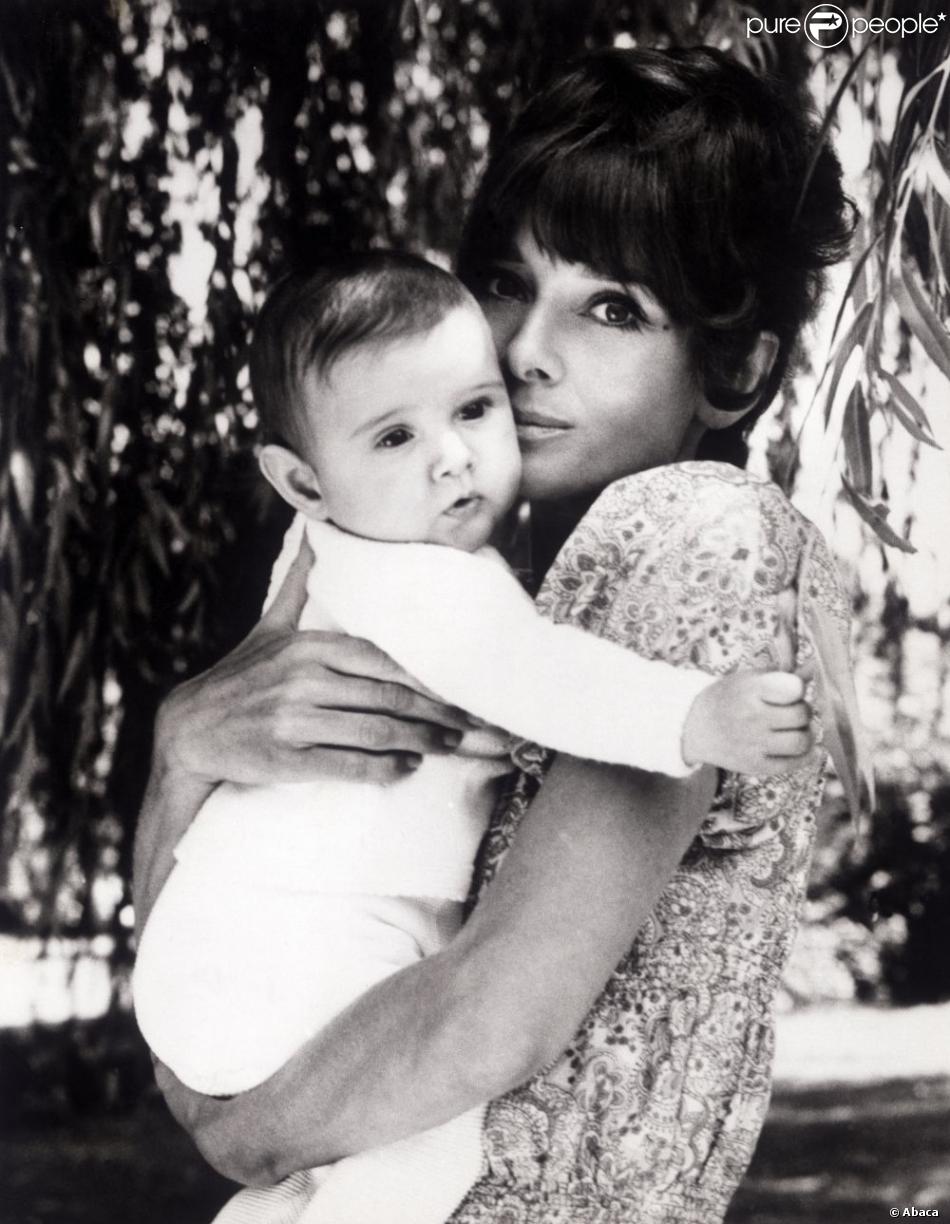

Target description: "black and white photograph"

left=2, top=2, right=949, bottom=1221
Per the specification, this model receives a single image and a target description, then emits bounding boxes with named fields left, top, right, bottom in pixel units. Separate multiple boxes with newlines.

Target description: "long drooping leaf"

left=825, top=231, right=882, bottom=360
left=793, top=36, right=876, bottom=226
left=928, top=138, right=950, bottom=210
left=842, top=382, right=873, bottom=494
left=821, top=299, right=873, bottom=427
left=891, top=61, right=948, bottom=159
left=925, top=189, right=950, bottom=297
left=802, top=593, right=876, bottom=831
left=841, top=476, right=917, bottom=554
left=886, top=394, right=943, bottom=448
left=894, top=259, right=950, bottom=385
left=879, top=369, right=941, bottom=446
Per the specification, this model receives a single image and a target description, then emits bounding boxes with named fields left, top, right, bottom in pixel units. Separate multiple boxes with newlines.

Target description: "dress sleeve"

left=307, top=520, right=715, bottom=776
left=535, top=461, right=850, bottom=848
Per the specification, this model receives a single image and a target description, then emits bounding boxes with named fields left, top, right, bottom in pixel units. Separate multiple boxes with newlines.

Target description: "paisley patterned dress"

left=450, top=461, right=848, bottom=1224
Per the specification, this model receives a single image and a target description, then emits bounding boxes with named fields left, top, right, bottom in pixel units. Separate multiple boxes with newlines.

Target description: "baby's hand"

left=681, top=671, right=815, bottom=776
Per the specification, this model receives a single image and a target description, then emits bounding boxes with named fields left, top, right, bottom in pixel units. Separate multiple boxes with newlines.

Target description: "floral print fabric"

left=451, top=462, right=848, bottom=1224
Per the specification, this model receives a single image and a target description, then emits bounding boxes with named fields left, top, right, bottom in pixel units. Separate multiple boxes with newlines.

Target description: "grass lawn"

left=3, top=1076, right=949, bottom=1223
left=730, top=1078, right=950, bottom=1222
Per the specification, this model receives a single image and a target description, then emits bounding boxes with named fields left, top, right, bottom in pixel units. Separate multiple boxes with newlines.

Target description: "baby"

left=134, top=251, right=811, bottom=1224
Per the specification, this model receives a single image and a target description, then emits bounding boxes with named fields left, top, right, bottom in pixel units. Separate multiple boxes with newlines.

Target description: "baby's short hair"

left=250, top=250, right=475, bottom=452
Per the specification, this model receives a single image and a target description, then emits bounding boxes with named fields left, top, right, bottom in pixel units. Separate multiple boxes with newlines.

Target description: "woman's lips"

left=515, top=409, right=572, bottom=441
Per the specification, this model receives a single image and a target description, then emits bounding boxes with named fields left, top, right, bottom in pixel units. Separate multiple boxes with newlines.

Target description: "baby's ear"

left=696, top=332, right=780, bottom=430
left=259, top=444, right=328, bottom=519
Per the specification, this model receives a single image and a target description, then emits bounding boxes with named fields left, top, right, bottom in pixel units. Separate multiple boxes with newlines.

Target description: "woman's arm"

left=132, top=538, right=473, bottom=934
left=152, top=466, right=815, bottom=1185
left=158, top=753, right=716, bottom=1185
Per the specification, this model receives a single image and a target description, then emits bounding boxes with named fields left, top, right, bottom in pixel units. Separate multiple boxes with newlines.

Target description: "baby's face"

left=298, top=305, right=522, bottom=550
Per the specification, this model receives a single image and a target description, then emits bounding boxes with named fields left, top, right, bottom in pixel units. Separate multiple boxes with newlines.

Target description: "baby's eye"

left=586, top=295, right=646, bottom=330
left=377, top=426, right=413, bottom=449
left=458, top=396, right=492, bottom=421
left=484, top=269, right=529, bottom=303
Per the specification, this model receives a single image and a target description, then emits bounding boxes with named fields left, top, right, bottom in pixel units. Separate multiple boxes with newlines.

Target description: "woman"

left=134, top=47, right=854, bottom=1223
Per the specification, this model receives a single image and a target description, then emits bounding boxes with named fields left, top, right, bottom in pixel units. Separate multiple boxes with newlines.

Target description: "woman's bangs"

left=517, top=145, right=660, bottom=291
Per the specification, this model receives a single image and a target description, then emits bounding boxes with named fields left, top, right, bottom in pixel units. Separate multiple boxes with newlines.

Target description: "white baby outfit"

left=134, top=515, right=713, bottom=1224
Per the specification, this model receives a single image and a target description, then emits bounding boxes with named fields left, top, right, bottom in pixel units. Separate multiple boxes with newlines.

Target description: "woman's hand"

left=134, top=533, right=472, bottom=941
left=156, top=534, right=472, bottom=790
left=152, top=1059, right=269, bottom=1186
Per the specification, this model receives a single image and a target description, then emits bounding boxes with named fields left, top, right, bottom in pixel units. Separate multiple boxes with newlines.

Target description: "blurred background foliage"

left=1, top=0, right=949, bottom=1113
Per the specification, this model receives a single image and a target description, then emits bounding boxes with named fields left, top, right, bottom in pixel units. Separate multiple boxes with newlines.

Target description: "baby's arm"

left=312, top=524, right=809, bottom=778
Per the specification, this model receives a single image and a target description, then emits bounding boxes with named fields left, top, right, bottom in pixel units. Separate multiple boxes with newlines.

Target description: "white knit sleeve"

left=309, top=522, right=712, bottom=777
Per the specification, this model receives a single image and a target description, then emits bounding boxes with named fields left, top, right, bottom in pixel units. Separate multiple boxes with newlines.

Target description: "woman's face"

left=478, top=228, right=708, bottom=503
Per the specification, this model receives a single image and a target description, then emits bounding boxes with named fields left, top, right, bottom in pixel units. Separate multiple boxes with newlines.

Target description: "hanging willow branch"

left=814, top=1, right=950, bottom=552
left=1, top=0, right=944, bottom=943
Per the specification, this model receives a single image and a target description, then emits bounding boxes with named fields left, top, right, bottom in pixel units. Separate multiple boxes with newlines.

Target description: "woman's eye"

left=377, top=427, right=413, bottom=449
left=485, top=270, right=528, bottom=302
left=587, top=296, right=646, bottom=329
left=458, top=397, right=491, bottom=421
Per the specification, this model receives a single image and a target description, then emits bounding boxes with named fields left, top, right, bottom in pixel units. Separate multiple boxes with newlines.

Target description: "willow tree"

left=1, top=0, right=947, bottom=1000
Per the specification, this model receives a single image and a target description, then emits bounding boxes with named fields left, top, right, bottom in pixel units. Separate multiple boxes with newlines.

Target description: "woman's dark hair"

left=457, top=47, right=855, bottom=467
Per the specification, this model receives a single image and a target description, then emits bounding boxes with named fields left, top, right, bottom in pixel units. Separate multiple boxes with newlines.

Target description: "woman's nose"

left=431, top=429, right=474, bottom=480
left=504, top=304, right=564, bottom=384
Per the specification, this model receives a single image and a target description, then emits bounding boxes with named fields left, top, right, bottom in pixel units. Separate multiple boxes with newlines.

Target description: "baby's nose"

left=432, top=430, right=474, bottom=479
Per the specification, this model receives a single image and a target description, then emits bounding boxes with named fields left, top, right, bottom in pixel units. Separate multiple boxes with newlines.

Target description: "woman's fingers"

left=290, top=634, right=472, bottom=729
left=276, top=707, right=463, bottom=756
left=296, top=631, right=446, bottom=694
left=283, top=746, right=424, bottom=785
left=156, top=626, right=474, bottom=790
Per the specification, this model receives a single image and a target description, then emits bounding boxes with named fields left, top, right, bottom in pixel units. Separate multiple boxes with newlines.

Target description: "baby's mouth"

left=443, top=494, right=482, bottom=517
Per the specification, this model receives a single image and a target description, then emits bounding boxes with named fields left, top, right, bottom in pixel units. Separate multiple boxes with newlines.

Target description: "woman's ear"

left=696, top=332, right=780, bottom=430
left=259, top=444, right=329, bottom=520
